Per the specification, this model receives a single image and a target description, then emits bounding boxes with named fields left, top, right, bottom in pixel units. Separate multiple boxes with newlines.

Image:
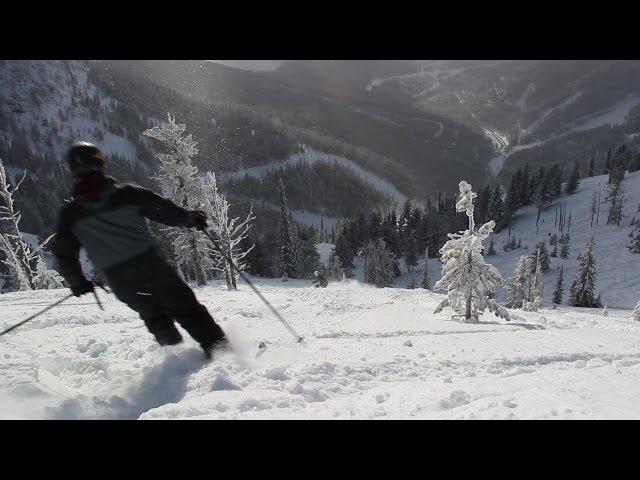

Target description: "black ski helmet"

left=66, top=141, right=106, bottom=176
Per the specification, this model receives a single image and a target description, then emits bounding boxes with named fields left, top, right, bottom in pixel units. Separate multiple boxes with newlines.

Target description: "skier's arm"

left=50, top=213, right=88, bottom=289
left=126, top=185, right=195, bottom=228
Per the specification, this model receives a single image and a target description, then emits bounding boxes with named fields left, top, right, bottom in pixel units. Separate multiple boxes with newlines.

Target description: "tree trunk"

left=190, top=236, right=207, bottom=287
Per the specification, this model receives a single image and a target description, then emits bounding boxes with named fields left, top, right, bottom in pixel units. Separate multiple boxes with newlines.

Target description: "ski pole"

left=204, top=230, right=304, bottom=343
left=92, top=288, right=104, bottom=311
left=0, top=293, right=74, bottom=337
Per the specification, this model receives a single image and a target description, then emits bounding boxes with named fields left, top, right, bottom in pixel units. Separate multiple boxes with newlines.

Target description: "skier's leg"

left=155, top=262, right=225, bottom=350
left=140, top=313, right=183, bottom=346
left=104, top=252, right=182, bottom=346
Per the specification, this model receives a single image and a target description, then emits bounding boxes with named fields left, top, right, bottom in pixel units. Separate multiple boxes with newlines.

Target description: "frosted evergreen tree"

left=569, top=239, right=602, bottom=308
left=32, top=253, right=64, bottom=289
left=531, top=242, right=550, bottom=272
left=606, top=181, right=624, bottom=226
left=433, top=181, right=507, bottom=322
left=628, top=203, right=640, bottom=254
left=363, top=238, right=395, bottom=288
left=204, top=172, right=255, bottom=290
left=506, top=255, right=531, bottom=309
left=404, top=233, right=418, bottom=272
left=143, top=114, right=211, bottom=286
left=407, top=277, right=417, bottom=289
left=0, top=158, right=59, bottom=291
left=565, top=161, right=580, bottom=194
left=327, top=249, right=344, bottom=282
left=526, top=247, right=544, bottom=311
left=278, top=178, right=297, bottom=279
left=632, top=300, right=640, bottom=321
left=552, top=266, right=564, bottom=305
left=421, top=249, right=430, bottom=290
left=602, top=305, right=608, bottom=317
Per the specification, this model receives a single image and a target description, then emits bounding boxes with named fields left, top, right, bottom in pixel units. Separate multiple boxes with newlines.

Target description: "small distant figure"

left=312, top=270, right=328, bottom=288
left=602, top=305, right=609, bottom=317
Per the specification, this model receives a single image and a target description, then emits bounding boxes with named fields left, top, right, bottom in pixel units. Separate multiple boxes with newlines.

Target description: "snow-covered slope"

left=487, top=171, right=640, bottom=309
left=2, top=278, right=640, bottom=419
left=0, top=60, right=138, bottom=161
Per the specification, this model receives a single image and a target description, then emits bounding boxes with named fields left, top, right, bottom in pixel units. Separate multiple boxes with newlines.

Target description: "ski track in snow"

left=2, top=274, right=640, bottom=419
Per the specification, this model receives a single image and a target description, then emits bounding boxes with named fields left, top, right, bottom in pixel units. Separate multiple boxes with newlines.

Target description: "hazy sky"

left=209, top=60, right=286, bottom=71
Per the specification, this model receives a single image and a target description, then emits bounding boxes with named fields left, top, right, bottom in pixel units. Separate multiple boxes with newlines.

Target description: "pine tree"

left=407, top=277, right=417, bottom=289
left=421, top=246, right=431, bottom=289
left=532, top=241, right=550, bottom=272
left=327, top=249, right=344, bottom=282
left=335, top=230, right=354, bottom=270
left=552, top=266, right=564, bottom=304
left=404, top=232, right=418, bottom=272
left=569, top=239, right=601, bottom=308
left=527, top=247, right=544, bottom=311
left=278, top=177, right=297, bottom=279
left=606, top=180, right=624, bottom=226
left=560, top=234, right=570, bottom=259
left=433, top=181, right=507, bottom=322
left=506, top=255, right=531, bottom=309
left=628, top=203, right=640, bottom=253
left=142, top=113, right=211, bottom=286
left=32, top=253, right=64, bottom=289
left=363, top=238, right=395, bottom=288
left=588, top=157, right=595, bottom=177
left=565, top=161, right=580, bottom=194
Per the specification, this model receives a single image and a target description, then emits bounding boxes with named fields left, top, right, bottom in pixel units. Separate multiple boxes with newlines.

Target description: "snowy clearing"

left=1, top=277, right=640, bottom=419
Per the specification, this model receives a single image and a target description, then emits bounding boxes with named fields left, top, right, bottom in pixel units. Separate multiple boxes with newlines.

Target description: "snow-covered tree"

left=421, top=249, right=430, bottom=290
left=407, top=276, right=417, bottom=289
left=628, top=203, right=640, bottom=254
left=552, top=266, right=564, bottom=305
left=506, top=255, right=531, bottom=309
left=363, top=238, right=395, bottom=288
left=278, top=178, right=297, bottom=279
left=433, top=181, right=506, bottom=322
left=526, top=247, right=544, bottom=311
left=204, top=172, right=255, bottom=290
left=326, top=249, right=344, bottom=282
left=602, top=305, right=609, bottom=317
left=32, top=253, right=64, bottom=289
left=0, top=158, right=60, bottom=291
left=606, top=181, right=624, bottom=226
left=143, top=114, right=211, bottom=286
left=569, top=239, right=602, bottom=308
left=632, top=300, right=640, bottom=321
left=531, top=241, right=550, bottom=272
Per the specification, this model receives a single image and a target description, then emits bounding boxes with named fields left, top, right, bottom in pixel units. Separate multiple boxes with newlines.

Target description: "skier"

left=51, top=142, right=227, bottom=359
left=312, top=270, right=328, bottom=288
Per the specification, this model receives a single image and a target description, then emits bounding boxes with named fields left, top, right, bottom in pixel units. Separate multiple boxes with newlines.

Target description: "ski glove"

left=71, top=279, right=95, bottom=297
left=189, top=210, right=208, bottom=231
